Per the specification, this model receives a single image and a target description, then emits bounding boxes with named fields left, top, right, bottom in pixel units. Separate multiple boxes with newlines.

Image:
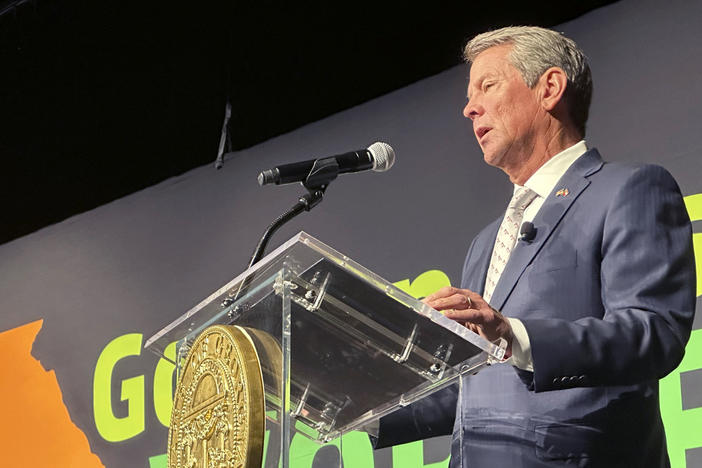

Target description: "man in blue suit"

left=375, top=27, right=695, bottom=467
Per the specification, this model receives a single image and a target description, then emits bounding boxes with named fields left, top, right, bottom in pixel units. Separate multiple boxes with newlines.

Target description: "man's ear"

left=538, top=67, right=568, bottom=111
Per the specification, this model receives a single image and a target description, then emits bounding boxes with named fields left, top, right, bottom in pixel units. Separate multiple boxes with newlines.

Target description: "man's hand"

left=423, top=286, right=513, bottom=357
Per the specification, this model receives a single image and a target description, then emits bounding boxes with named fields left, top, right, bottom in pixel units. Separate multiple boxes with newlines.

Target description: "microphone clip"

left=303, top=157, right=339, bottom=191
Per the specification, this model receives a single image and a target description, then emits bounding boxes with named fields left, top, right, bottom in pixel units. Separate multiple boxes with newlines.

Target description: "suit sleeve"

left=521, top=164, right=696, bottom=392
left=373, top=383, right=458, bottom=448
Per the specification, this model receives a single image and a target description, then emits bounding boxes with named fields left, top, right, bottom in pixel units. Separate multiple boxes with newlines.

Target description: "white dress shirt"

left=504, top=140, right=588, bottom=371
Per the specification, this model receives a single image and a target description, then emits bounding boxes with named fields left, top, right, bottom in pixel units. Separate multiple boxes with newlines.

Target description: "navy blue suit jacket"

left=376, top=149, right=696, bottom=467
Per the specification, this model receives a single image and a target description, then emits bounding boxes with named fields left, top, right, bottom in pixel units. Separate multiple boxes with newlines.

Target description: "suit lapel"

left=488, top=149, right=604, bottom=311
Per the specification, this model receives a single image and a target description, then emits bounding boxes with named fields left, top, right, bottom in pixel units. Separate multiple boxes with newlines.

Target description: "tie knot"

left=509, top=187, right=537, bottom=212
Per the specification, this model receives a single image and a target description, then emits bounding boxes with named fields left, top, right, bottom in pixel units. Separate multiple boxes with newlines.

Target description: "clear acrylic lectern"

left=145, top=232, right=506, bottom=467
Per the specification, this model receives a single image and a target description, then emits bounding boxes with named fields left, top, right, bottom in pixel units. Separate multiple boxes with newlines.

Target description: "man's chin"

left=482, top=151, right=503, bottom=168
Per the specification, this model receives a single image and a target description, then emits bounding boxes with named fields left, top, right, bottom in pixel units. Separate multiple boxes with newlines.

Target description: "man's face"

left=464, top=44, right=543, bottom=172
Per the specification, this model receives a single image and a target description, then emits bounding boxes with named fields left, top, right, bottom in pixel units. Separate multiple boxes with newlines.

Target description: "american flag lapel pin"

left=555, top=188, right=570, bottom=197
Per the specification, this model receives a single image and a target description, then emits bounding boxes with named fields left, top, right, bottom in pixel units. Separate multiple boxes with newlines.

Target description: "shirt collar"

left=514, top=140, right=588, bottom=199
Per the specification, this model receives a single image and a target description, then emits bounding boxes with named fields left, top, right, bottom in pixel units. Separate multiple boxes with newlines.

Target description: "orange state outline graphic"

left=0, top=319, right=105, bottom=467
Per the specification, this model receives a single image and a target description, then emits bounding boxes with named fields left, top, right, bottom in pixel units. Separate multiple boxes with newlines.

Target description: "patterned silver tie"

left=483, top=187, right=538, bottom=304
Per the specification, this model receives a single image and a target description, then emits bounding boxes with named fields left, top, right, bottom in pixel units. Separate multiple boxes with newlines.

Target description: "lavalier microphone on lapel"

left=519, top=222, right=537, bottom=242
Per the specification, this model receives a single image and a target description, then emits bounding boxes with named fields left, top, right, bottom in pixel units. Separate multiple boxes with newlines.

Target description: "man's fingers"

left=429, top=293, right=472, bottom=310
left=443, top=308, right=484, bottom=323
left=423, top=286, right=463, bottom=303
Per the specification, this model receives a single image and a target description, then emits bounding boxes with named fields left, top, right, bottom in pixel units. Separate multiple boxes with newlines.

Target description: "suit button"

left=553, top=378, right=560, bottom=384
left=560, top=377, right=569, bottom=383
left=578, top=375, right=586, bottom=381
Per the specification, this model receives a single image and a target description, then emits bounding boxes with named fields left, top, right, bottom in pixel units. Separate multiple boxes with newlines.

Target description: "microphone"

left=258, top=142, right=395, bottom=186
left=519, top=222, right=537, bottom=242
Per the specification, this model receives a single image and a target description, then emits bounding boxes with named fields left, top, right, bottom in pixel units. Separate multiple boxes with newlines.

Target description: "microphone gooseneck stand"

left=247, top=156, right=339, bottom=268
left=225, top=158, right=340, bottom=315
left=247, top=188, right=324, bottom=268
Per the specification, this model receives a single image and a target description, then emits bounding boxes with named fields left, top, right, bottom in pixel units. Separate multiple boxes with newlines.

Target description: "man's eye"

left=483, top=82, right=494, bottom=91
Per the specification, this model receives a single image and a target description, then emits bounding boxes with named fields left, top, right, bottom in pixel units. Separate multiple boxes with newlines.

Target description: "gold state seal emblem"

left=168, top=325, right=264, bottom=468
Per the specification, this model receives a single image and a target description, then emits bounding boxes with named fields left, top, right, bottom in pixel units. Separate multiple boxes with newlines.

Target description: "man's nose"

left=463, top=100, right=482, bottom=120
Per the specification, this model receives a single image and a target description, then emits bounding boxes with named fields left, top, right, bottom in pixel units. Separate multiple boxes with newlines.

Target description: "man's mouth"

left=476, top=126, right=492, bottom=141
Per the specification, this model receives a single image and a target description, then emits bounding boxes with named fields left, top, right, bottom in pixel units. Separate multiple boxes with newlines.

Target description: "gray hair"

left=464, top=26, right=592, bottom=136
